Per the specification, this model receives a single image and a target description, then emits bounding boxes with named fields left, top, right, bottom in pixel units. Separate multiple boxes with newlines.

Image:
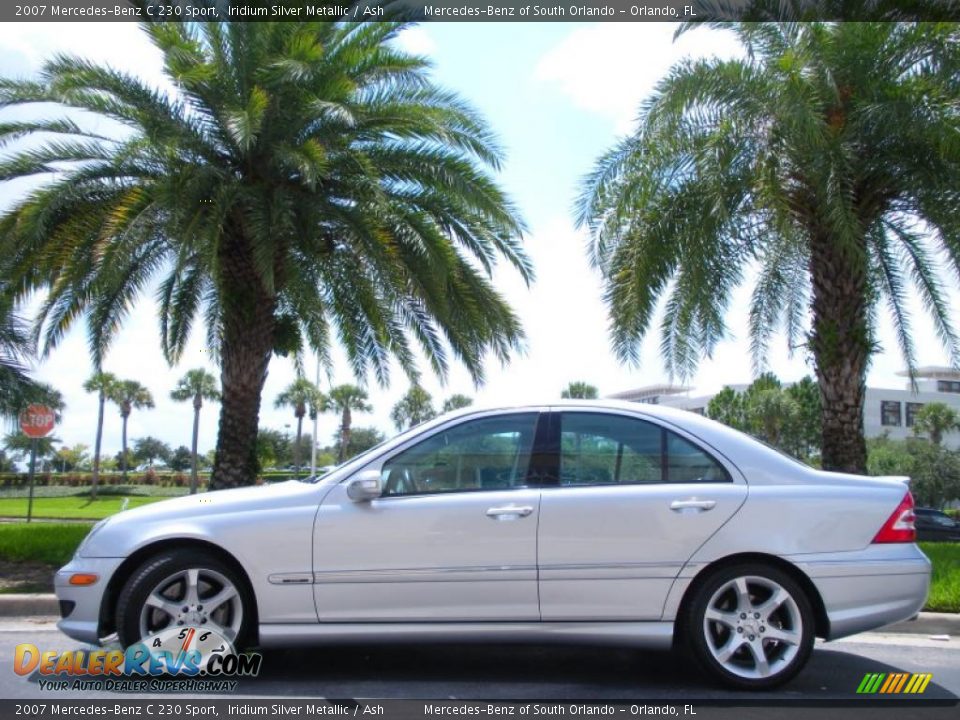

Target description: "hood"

left=111, top=480, right=320, bottom=523
left=78, top=481, right=325, bottom=558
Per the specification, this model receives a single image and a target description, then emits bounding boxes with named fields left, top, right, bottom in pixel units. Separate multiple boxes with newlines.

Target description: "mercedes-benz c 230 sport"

left=56, top=401, right=930, bottom=689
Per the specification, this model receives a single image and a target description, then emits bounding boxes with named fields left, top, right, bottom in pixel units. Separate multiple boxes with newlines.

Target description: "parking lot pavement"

left=1, top=618, right=958, bottom=714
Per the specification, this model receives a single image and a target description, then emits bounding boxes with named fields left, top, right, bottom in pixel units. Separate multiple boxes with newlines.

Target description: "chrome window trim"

left=548, top=405, right=746, bottom=486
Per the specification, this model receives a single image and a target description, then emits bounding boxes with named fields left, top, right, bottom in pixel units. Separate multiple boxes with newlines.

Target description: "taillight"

left=872, top=491, right=916, bottom=543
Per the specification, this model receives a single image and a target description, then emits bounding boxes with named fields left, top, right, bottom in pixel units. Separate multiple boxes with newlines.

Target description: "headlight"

left=74, top=518, right=109, bottom=558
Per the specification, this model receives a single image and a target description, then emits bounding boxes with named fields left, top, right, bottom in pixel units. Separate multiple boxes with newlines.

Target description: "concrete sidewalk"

left=1, top=593, right=957, bottom=636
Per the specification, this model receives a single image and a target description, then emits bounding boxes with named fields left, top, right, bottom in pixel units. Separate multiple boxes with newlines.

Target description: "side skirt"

left=258, top=622, right=674, bottom=649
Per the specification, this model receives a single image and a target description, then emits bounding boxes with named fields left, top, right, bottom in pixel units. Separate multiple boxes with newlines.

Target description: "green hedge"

left=0, top=470, right=197, bottom=488
left=0, top=469, right=305, bottom=489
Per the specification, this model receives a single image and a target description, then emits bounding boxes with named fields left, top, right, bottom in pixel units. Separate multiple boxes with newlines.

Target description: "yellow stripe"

left=916, top=674, right=933, bottom=694
left=893, top=673, right=910, bottom=693
left=904, top=675, right=920, bottom=693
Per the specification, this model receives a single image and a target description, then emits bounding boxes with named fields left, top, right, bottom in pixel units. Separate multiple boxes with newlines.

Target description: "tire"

left=115, top=549, right=253, bottom=650
left=684, top=563, right=815, bottom=690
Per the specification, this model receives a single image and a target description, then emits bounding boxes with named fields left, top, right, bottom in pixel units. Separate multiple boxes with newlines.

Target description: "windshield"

left=298, top=417, right=455, bottom=483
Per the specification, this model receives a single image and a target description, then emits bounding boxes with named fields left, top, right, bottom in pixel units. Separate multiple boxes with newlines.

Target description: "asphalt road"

left=1, top=619, right=958, bottom=718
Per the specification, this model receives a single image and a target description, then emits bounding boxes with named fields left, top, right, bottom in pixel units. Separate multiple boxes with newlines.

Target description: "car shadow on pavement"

left=234, top=643, right=959, bottom=703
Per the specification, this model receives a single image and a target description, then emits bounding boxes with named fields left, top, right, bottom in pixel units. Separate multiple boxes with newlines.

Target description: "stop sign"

left=19, top=404, right=56, bottom=438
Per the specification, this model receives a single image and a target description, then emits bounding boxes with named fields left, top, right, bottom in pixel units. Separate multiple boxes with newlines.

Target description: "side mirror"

left=345, top=470, right=382, bottom=502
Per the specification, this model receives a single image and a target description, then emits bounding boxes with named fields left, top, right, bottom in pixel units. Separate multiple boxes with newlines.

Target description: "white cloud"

left=534, top=23, right=743, bottom=133
left=394, top=26, right=437, bottom=57
left=0, top=22, right=168, bottom=89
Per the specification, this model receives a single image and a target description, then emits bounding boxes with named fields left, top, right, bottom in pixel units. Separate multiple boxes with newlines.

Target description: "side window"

left=380, top=413, right=539, bottom=497
left=665, top=432, right=730, bottom=483
left=558, top=413, right=730, bottom=485
left=560, top=413, right=661, bottom=485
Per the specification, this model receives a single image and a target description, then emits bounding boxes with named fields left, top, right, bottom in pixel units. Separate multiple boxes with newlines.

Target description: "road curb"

left=0, top=594, right=958, bottom=634
left=878, top=612, right=960, bottom=636
left=0, top=593, right=59, bottom=618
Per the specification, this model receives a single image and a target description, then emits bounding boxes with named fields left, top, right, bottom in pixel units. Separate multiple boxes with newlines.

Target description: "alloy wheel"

left=701, top=574, right=803, bottom=680
left=138, top=567, right=243, bottom=643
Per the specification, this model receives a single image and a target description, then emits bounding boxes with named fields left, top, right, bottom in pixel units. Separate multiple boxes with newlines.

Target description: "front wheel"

left=685, top=564, right=815, bottom=690
left=115, top=549, right=252, bottom=649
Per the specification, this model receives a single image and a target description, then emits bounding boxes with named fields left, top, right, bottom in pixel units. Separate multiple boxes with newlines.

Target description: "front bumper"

left=54, top=556, right=126, bottom=645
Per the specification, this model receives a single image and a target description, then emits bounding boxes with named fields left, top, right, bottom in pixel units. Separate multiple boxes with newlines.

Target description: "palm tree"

left=0, top=21, right=531, bottom=490
left=578, top=23, right=960, bottom=473
left=274, top=378, right=324, bottom=477
left=912, top=403, right=960, bottom=446
left=0, top=289, right=47, bottom=420
left=83, top=371, right=118, bottom=499
left=442, top=394, right=474, bottom=413
left=4, top=432, right=61, bottom=470
left=561, top=381, right=599, bottom=400
left=391, top=386, right=436, bottom=431
left=325, top=384, right=372, bottom=464
left=171, top=368, right=220, bottom=494
left=108, top=380, right=154, bottom=483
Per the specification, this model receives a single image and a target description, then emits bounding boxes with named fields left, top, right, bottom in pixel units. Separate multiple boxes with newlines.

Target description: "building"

left=609, top=366, right=960, bottom=449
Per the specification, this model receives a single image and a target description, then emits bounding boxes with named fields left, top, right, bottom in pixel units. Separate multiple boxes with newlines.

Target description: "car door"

left=538, top=409, right=747, bottom=621
left=312, top=411, right=543, bottom=622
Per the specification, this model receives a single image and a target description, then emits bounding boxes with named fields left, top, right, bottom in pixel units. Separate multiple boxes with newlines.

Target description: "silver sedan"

left=56, top=401, right=930, bottom=689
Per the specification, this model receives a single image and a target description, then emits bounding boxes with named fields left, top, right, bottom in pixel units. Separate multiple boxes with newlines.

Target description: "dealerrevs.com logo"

left=14, top=627, right=262, bottom=692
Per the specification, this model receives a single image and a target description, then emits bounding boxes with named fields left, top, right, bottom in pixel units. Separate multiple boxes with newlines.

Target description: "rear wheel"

left=116, top=549, right=252, bottom=649
left=685, top=564, right=814, bottom=690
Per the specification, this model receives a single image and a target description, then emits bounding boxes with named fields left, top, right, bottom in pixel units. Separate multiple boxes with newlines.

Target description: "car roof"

left=443, top=398, right=751, bottom=441
left=440, top=398, right=710, bottom=420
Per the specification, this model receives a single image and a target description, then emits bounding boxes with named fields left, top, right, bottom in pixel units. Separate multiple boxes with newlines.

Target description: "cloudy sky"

left=1, top=21, right=956, bottom=459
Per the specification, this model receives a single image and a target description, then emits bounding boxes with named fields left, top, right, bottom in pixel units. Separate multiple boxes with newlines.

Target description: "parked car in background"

left=914, top=508, right=960, bottom=542
left=55, top=401, right=930, bottom=690
left=134, top=462, right=169, bottom=473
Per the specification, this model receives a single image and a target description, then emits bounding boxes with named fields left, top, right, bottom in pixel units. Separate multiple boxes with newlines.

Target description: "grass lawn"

left=0, top=522, right=94, bottom=566
left=919, top=542, right=960, bottom=613
left=0, top=523, right=94, bottom=593
left=0, top=495, right=168, bottom=520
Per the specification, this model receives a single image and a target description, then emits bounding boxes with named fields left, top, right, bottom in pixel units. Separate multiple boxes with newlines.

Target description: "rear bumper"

left=791, top=544, right=931, bottom=640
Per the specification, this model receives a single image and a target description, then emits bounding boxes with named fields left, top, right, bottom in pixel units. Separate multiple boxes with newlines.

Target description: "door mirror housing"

left=345, top=470, right=382, bottom=502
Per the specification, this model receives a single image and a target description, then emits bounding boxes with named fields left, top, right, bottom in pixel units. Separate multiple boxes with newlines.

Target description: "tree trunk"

left=121, top=412, right=129, bottom=483
left=209, top=231, right=277, bottom=490
left=190, top=397, right=201, bottom=495
left=808, top=232, right=870, bottom=474
left=338, top=406, right=351, bottom=464
left=91, top=391, right=105, bottom=500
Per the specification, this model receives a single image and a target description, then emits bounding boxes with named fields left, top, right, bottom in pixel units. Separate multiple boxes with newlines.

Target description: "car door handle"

left=486, top=505, right=534, bottom=518
left=670, top=499, right=717, bottom=512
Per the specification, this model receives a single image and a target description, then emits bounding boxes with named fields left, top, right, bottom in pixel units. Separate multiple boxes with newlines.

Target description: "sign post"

left=19, top=404, right=56, bottom=524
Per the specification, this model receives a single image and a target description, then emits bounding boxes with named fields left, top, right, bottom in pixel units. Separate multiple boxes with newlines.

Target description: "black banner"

left=2, top=699, right=959, bottom=719
left=4, top=0, right=960, bottom=23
